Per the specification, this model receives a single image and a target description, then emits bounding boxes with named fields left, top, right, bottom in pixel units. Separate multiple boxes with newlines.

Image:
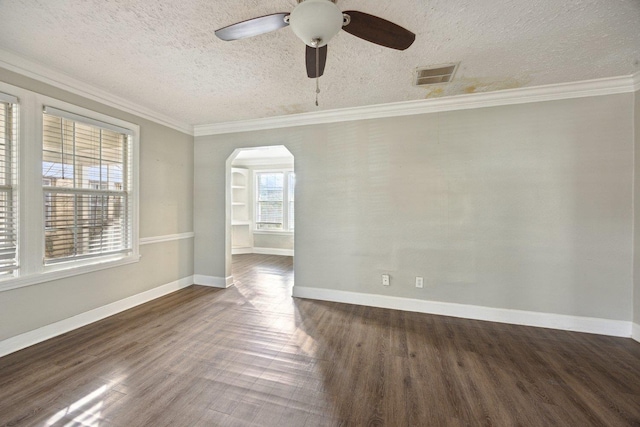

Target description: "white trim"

left=140, top=232, right=195, bottom=245
left=633, top=323, right=640, bottom=343
left=0, top=48, right=193, bottom=136
left=253, top=247, right=294, bottom=256
left=0, top=275, right=193, bottom=358
left=3, top=45, right=635, bottom=138
left=0, top=82, right=142, bottom=293
left=0, top=254, right=141, bottom=293
left=0, top=91, right=18, bottom=104
left=631, top=72, right=640, bottom=342
left=44, top=105, right=134, bottom=135
left=195, top=75, right=637, bottom=136
left=292, top=286, right=633, bottom=338
left=232, top=247, right=253, bottom=255
left=193, top=274, right=234, bottom=288
left=633, top=72, right=640, bottom=92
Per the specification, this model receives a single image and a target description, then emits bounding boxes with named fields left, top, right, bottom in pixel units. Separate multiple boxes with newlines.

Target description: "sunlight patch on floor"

left=46, top=385, right=106, bottom=426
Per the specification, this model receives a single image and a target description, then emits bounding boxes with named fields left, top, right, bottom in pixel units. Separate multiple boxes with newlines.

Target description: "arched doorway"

left=225, top=146, right=295, bottom=294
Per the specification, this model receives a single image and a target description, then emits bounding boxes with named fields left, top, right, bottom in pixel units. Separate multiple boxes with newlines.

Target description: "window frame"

left=0, top=81, right=140, bottom=293
left=0, top=91, right=18, bottom=277
left=253, top=169, right=295, bottom=234
left=42, top=107, right=132, bottom=264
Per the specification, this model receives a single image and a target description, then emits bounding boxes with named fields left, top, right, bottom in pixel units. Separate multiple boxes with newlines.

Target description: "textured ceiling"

left=0, top=0, right=639, bottom=127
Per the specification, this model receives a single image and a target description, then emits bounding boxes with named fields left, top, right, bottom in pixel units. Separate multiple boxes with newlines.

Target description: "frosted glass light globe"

left=289, top=0, right=343, bottom=47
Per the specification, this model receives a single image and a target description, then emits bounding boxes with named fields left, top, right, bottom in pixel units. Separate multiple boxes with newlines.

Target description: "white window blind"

left=288, top=172, right=295, bottom=231
left=43, top=106, right=134, bottom=136
left=0, top=94, right=17, bottom=275
left=43, top=108, right=132, bottom=264
left=256, top=171, right=294, bottom=231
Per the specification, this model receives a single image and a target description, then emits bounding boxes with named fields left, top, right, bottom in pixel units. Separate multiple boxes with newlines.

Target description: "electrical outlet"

left=415, top=276, right=424, bottom=288
left=382, top=274, right=390, bottom=286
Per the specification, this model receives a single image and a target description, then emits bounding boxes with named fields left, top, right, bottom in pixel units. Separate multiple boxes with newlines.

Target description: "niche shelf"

left=231, top=168, right=252, bottom=254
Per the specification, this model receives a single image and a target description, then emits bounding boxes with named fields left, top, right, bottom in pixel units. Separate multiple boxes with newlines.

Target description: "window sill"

left=0, top=253, right=141, bottom=293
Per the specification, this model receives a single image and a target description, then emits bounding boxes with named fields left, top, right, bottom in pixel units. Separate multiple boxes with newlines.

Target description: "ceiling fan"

left=215, top=0, right=416, bottom=104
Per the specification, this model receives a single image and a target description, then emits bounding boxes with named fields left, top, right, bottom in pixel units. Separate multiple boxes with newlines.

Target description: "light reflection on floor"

left=45, top=385, right=106, bottom=426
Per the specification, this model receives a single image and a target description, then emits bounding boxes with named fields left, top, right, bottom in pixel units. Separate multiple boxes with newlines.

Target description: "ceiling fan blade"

left=215, top=13, right=289, bottom=41
left=306, top=45, right=327, bottom=78
left=342, top=11, right=415, bottom=50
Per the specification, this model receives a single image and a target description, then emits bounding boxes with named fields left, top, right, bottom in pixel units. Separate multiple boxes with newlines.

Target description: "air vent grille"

left=414, top=64, right=458, bottom=86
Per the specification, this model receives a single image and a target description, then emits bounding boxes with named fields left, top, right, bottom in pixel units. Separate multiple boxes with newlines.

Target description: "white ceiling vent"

left=414, top=63, right=458, bottom=86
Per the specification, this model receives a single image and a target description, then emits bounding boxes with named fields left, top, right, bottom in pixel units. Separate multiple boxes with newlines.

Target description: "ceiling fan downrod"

left=312, top=38, right=321, bottom=106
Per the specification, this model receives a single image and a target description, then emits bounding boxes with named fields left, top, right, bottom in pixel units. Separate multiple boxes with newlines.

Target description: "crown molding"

left=195, top=74, right=637, bottom=137
left=2, top=46, right=635, bottom=138
left=0, top=48, right=194, bottom=136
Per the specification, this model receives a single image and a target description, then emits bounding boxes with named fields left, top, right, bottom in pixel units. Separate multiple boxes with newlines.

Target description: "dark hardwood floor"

left=1, top=253, right=640, bottom=426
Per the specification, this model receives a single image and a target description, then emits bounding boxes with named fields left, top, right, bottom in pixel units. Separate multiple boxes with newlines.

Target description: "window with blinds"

left=256, top=171, right=294, bottom=231
left=288, top=172, right=295, bottom=230
left=0, top=94, right=17, bottom=276
left=42, top=107, right=132, bottom=264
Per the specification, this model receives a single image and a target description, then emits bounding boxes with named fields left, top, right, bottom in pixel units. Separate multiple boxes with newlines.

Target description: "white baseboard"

left=252, top=247, right=294, bottom=256
left=232, top=247, right=253, bottom=255
left=292, top=286, right=633, bottom=338
left=231, top=247, right=294, bottom=256
left=633, top=323, right=640, bottom=343
left=0, top=276, right=194, bottom=358
left=193, top=274, right=234, bottom=288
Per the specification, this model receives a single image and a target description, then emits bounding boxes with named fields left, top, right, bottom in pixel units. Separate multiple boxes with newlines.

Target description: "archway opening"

left=225, top=146, right=295, bottom=295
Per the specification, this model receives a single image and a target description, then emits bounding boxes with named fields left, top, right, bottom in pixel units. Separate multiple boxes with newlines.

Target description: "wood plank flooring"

left=1, top=253, right=640, bottom=426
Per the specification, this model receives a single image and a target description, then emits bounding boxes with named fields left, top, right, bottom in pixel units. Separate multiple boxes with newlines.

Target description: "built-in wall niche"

left=231, top=167, right=252, bottom=254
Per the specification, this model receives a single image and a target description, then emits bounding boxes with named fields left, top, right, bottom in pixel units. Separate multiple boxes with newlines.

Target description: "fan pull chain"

left=315, top=45, right=320, bottom=106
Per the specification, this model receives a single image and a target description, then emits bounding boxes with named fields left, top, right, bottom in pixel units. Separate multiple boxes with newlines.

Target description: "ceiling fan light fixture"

left=289, top=0, right=344, bottom=47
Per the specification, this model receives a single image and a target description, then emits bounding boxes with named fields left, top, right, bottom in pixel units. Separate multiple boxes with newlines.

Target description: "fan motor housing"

left=290, top=0, right=344, bottom=47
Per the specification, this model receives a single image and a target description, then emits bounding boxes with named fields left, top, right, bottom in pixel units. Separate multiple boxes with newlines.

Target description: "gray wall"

left=635, top=89, right=640, bottom=326
left=195, top=94, right=634, bottom=321
left=253, top=233, right=294, bottom=250
left=0, top=68, right=194, bottom=341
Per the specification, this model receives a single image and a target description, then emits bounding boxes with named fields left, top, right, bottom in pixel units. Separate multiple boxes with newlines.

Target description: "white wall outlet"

left=382, top=274, right=390, bottom=286
left=415, top=276, right=424, bottom=288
